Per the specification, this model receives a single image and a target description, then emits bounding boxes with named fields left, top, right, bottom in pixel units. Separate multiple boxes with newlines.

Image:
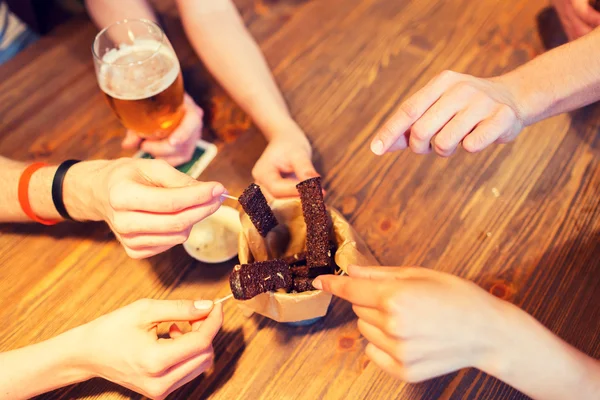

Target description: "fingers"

left=138, top=299, right=214, bottom=324
left=140, top=129, right=200, bottom=167
left=253, top=164, right=301, bottom=198
left=432, top=103, right=494, bottom=156
left=124, top=245, right=174, bottom=260
left=290, top=155, right=319, bottom=181
left=144, top=347, right=214, bottom=399
left=365, top=343, right=461, bottom=383
left=196, top=303, right=223, bottom=341
left=141, top=133, right=198, bottom=158
left=122, top=130, right=143, bottom=150
left=358, top=319, right=418, bottom=366
left=347, top=265, right=427, bottom=280
left=164, top=355, right=214, bottom=396
left=572, top=1, right=600, bottom=26
left=169, top=323, right=184, bottom=339
left=112, top=200, right=222, bottom=236
left=407, top=87, right=470, bottom=154
left=353, top=305, right=386, bottom=331
left=136, top=95, right=203, bottom=167
left=110, top=179, right=225, bottom=214
left=168, top=95, right=203, bottom=147
left=365, top=343, right=404, bottom=378
left=312, top=275, right=388, bottom=308
left=135, top=158, right=198, bottom=188
left=371, top=71, right=464, bottom=155
left=462, top=106, right=517, bottom=153
left=159, top=304, right=222, bottom=366
left=121, top=230, right=191, bottom=250
left=558, top=1, right=594, bottom=40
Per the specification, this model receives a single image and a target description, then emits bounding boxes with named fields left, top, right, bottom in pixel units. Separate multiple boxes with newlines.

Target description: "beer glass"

left=93, top=19, right=185, bottom=140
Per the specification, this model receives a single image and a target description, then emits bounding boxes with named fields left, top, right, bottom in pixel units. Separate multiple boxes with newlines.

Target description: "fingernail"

left=371, top=140, right=384, bottom=155
left=212, top=184, right=225, bottom=197
left=194, top=300, right=214, bottom=310
left=312, top=279, right=323, bottom=290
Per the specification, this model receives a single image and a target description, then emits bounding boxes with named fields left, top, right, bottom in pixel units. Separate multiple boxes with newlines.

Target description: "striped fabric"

left=0, top=1, right=38, bottom=65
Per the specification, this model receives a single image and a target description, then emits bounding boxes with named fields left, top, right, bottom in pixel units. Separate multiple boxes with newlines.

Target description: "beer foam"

left=99, top=39, right=180, bottom=101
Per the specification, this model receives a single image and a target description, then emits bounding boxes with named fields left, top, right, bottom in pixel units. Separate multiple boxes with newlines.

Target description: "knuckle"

left=133, top=298, right=154, bottom=313
left=108, top=186, right=126, bottom=210
left=399, top=100, right=420, bottom=121
left=436, top=69, right=457, bottom=83
left=497, top=104, right=516, bottom=120
left=165, top=197, right=182, bottom=213
left=392, top=342, right=407, bottom=363
left=144, top=381, right=169, bottom=399
left=111, top=214, right=132, bottom=235
left=399, top=366, right=421, bottom=383
left=382, top=293, right=402, bottom=315
left=124, top=246, right=145, bottom=260
left=141, top=353, right=166, bottom=377
left=453, top=81, right=478, bottom=98
left=385, top=317, right=402, bottom=337
left=462, top=137, right=483, bottom=153
left=168, top=219, right=190, bottom=233
left=174, top=229, right=192, bottom=245
left=433, top=141, right=454, bottom=157
left=410, top=122, right=429, bottom=142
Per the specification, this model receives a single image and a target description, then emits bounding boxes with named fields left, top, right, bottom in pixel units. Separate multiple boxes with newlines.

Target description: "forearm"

left=481, top=302, right=600, bottom=399
left=501, top=27, right=600, bottom=125
left=0, top=327, right=92, bottom=399
left=177, top=0, right=301, bottom=140
left=85, top=0, right=157, bottom=27
left=0, top=157, right=103, bottom=223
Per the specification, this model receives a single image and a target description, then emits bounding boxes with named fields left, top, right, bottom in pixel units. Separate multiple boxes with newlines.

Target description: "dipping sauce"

left=183, top=206, right=240, bottom=263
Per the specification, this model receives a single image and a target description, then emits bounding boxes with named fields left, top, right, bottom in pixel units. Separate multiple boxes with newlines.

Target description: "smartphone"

left=134, top=140, right=218, bottom=179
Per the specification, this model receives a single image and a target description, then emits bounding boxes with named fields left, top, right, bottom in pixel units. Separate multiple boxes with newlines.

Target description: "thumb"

left=290, top=155, right=319, bottom=181
left=122, top=130, right=143, bottom=150
left=140, top=299, right=215, bottom=323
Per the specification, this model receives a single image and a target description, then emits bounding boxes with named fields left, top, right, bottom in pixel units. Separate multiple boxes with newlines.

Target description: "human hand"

left=65, top=158, right=225, bottom=259
left=370, top=70, right=528, bottom=157
left=313, top=265, right=509, bottom=382
left=252, top=124, right=320, bottom=198
left=122, top=94, right=203, bottom=166
left=552, top=0, right=600, bottom=41
left=78, top=299, right=222, bottom=399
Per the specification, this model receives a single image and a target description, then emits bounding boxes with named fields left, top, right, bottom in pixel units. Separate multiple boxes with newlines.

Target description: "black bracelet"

left=51, top=160, right=81, bottom=221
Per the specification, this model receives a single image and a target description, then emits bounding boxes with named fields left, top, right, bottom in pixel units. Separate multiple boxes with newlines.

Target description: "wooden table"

left=1, top=0, right=599, bottom=399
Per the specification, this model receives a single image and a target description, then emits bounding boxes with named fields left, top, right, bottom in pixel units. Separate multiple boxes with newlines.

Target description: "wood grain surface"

left=0, top=0, right=598, bottom=399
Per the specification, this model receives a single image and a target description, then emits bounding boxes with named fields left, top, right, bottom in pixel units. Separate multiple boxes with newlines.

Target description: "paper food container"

left=236, top=198, right=378, bottom=323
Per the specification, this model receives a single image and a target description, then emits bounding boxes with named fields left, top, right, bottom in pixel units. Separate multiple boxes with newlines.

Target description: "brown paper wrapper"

left=236, top=198, right=378, bottom=323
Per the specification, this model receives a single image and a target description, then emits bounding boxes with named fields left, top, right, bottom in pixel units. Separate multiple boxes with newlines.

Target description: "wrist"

left=472, top=297, right=520, bottom=376
left=53, top=326, right=97, bottom=383
left=495, top=68, right=557, bottom=126
left=63, top=160, right=110, bottom=222
left=261, top=117, right=309, bottom=144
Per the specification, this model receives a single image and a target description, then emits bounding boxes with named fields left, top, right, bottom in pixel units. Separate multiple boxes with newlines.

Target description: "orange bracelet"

left=18, top=163, right=60, bottom=226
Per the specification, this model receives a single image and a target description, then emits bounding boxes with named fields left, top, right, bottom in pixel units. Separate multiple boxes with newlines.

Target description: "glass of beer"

left=92, top=19, right=185, bottom=140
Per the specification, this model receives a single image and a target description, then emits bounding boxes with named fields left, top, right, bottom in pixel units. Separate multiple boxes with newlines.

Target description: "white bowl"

left=183, top=205, right=241, bottom=263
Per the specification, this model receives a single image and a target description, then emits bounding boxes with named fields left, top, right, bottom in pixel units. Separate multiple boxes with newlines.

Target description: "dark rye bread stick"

left=296, top=177, right=331, bottom=268
left=230, top=259, right=292, bottom=300
left=286, top=244, right=338, bottom=277
left=239, top=183, right=278, bottom=237
left=292, top=277, right=315, bottom=293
